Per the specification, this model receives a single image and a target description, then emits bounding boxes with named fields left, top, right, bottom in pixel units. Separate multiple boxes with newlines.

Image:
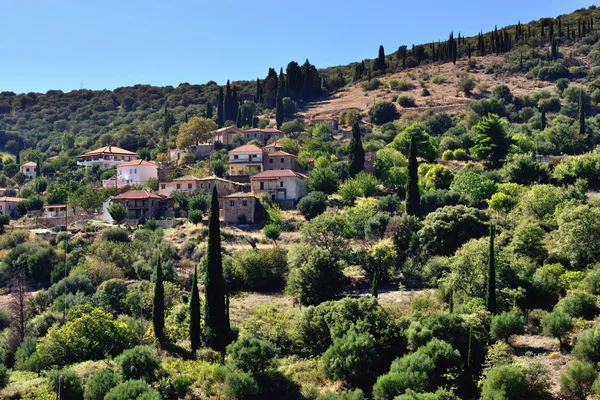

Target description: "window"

left=161, top=184, right=166, bottom=189
left=242, top=200, right=247, bottom=207
left=254, top=134, right=257, bottom=138
left=280, top=158, right=284, bottom=163
left=188, top=183, right=192, bottom=189
left=260, top=182, right=264, bottom=190
left=26, top=168, right=30, bottom=172
left=252, top=154, right=257, bottom=158
left=151, top=201, right=154, bottom=206
left=280, top=181, right=284, bottom=187
left=208, top=183, right=211, bottom=188
left=130, top=169, right=132, bottom=174
left=234, top=155, right=239, bottom=160
left=176, top=184, right=181, bottom=189
left=246, top=134, right=250, bottom=138
left=134, top=169, right=137, bottom=174
left=230, top=200, right=235, bottom=207
left=269, top=158, right=273, bottom=163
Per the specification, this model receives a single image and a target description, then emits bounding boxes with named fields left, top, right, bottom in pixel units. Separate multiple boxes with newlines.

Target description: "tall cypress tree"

left=348, top=122, right=365, bottom=177
left=204, top=187, right=230, bottom=352
left=486, top=224, right=496, bottom=315
left=224, top=80, right=232, bottom=123
left=541, top=109, right=546, bottom=131
left=275, top=75, right=284, bottom=129
left=579, top=90, right=586, bottom=140
left=232, top=85, right=239, bottom=123
left=206, top=102, right=213, bottom=120
left=152, top=256, right=165, bottom=343
left=376, top=45, right=386, bottom=71
left=190, top=265, right=201, bottom=353
left=405, top=136, right=420, bottom=217
left=236, top=108, right=243, bottom=129
left=217, top=88, right=224, bottom=128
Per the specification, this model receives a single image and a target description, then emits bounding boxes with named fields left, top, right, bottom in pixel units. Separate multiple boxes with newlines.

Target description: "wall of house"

left=0, top=201, right=20, bottom=217
left=223, top=197, right=255, bottom=224
left=263, top=156, right=298, bottom=171
left=251, top=176, right=307, bottom=200
left=117, top=166, right=158, bottom=185
left=21, top=166, right=36, bottom=180
left=229, top=151, right=264, bottom=163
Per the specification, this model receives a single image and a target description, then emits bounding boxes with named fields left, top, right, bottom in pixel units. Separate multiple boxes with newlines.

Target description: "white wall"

left=117, top=165, right=157, bottom=185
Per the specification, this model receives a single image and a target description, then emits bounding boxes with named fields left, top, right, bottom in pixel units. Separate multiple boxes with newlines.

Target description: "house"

left=158, top=175, right=243, bottom=205
left=250, top=170, right=308, bottom=205
left=103, top=159, right=158, bottom=187
left=264, top=141, right=284, bottom=152
left=263, top=151, right=307, bottom=173
left=311, top=115, right=339, bottom=132
left=0, top=196, right=25, bottom=217
left=76, top=146, right=139, bottom=168
left=223, top=192, right=257, bottom=224
left=227, top=145, right=265, bottom=179
left=43, top=204, right=73, bottom=218
left=213, top=126, right=243, bottom=145
left=107, top=190, right=165, bottom=222
left=242, top=128, right=283, bottom=145
left=20, top=162, right=37, bottom=180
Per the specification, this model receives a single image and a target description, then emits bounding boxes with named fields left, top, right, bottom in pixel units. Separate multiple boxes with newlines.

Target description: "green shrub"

left=490, top=311, right=524, bottom=343
left=48, top=368, right=84, bottom=400
left=227, top=334, right=277, bottom=374
left=229, top=247, right=288, bottom=291
left=316, top=389, right=366, bottom=400
left=452, top=149, right=466, bottom=160
left=369, top=102, right=400, bottom=125
left=297, top=191, right=327, bottom=220
left=541, top=309, right=573, bottom=346
left=560, top=361, right=597, bottom=400
left=84, top=370, right=118, bottom=400
left=398, top=96, right=416, bottom=108
left=457, top=74, right=475, bottom=94
left=105, top=380, right=159, bottom=400
left=101, top=227, right=130, bottom=243
left=188, top=209, right=203, bottom=225
left=322, top=330, right=377, bottom=385
left=116, top=345, right=161, bottom=382
left=441, top=150, right=454, bottom=161
left=556, top=291, right=598, bottom=319
left=0, top=364, right=9, bottom=390
left=362, top=79, right=382, bottom=91
left=93, top=278, right=128, bottom=314
left=502, top=153, right=549, bottom=185
left=223, top=371, right=259, bottom=400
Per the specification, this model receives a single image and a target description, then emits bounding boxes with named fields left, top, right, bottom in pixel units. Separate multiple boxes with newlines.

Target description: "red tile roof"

left=251, top=170, right=307, bottom=180
left=0, top=196, right=25, bottom=202
left=44, top=204, right=67, bottom=209
left=244, top=128, right=283, bottom=134
left=111, top=190, right=163, bottom=200
left=215, top=126, right=242, bottom=133
left=77, top=146, right=138, bottom=158
left=312, top=115, right=338, bottom=122
left=230, top=144, right=265, bottom=153
left=117, top=159, right=158, bottom=168
left=265, top=141, right=283, bottom=148
left=21, top=161, right=37, bottom=167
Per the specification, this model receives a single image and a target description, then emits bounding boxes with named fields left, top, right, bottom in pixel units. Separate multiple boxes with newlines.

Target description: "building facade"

left=223, top=192, right=257, bottom=224
left=20, top=162, right=37, bottom=181
left=311, top=115, right=340, bottom=132
left=242, top=128, right=283, bottom=145
left=0, top=196, right=24, bottom=217
left=213, top=126, right=243, bottom=145
left=102, top=159, right=158, bottom=187
left=107, top=190, right=164, bottom=221
left=263, top=151, right=306, bottom=172
left=227, top=145, right=265, bottom=177
left=77, top=146, right=139, bottom=168
left=250, top=170, right=308, bottom=202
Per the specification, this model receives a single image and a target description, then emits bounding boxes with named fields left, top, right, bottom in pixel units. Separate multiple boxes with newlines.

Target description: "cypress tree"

left=348, top=122, right=365, bottom=177
left=236, top=108, right=243, bottom=128
left=206, top=102, right=213, bottom=120
left=371, top=271, right=378, bottom=299
left=405, top=136, right=420, bottom=217
left=232, top=85, right=239, bottom=123
left=217, top=88, right=224, bottom=128
left=190, top=265, right=201, bottom=353
left=486, top=224, right=496, bottom=315
left=204, top=187, right=230, bottom=352
left=541, top=109, right=546, bottom=131
left=275, top=75, right=284, bottom=129
left=184, top=110, right=188, bottom=124
left=224, top=80, right=232, bottom=123
left=579, top=90, right=586, bottom=137
left=152, top=256, right=165, bottom=343
left=376, top=45, right=386, bottom=71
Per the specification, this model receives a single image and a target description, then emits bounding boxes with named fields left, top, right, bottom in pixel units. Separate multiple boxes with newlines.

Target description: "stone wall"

left=223, top=197, right=256, bottom=224
left=36, top=213, right=96, bottom=228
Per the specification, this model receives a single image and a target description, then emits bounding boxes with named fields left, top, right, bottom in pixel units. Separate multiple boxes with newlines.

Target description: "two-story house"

left=213, top=126, right=244, bottom=145
left=263, top=151, right=307, bottom=172
left=159, top=175, right=243, bottom=205
left=242, top=128, right=283, bottom=145
left=107, top=190, right=165, bottom=221
left=311, top=115, right=340, bottom=132
left=20, top=162, right=37, bottom=181
left=0, top=196, right=25, bottom=217
left=77, top=146, right=139, bottom=168
left=227, top=145, right=265, bottom=181
left=103, top=159, right=158, bottom=187
left=250, top=169, right=308, bottom=204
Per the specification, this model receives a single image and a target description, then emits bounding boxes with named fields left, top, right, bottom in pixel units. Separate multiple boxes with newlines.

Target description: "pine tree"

left=204, top=187, right=230, bottom=352
left=217, top=88, right=224, bottom=128
left=275, top=75, right=284, bottom=129
left=206, top=102, right=213, bottom=120
left=152, top=256, right=165, bottom=343
left=190, top=265, right=201, bottom=353
left=405, top=136, right=420, bottom=217
left=486, top=224, right=496, bottom=315
left=579, top=90, right=586, bottom=140
left=541, top=108, right=546, bottom=131
left=348, top=122, right=365, bottom=177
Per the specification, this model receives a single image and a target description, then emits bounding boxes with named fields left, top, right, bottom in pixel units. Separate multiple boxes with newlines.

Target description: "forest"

left=3, top=4, right=600, bottom=400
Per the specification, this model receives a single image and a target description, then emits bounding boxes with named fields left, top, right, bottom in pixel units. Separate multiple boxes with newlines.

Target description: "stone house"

left=0, top=196, right=25, bottom=217
left=311, top=115, right=340, bottom=132
left=242, top=128, right=283, bottom=146
left=107, top=190, right=165, bottom=222
left=213, top=126, right=243, bottom=145
left=264, top=141, right=284, bottom=152
left=20, top=162, right=37, bottom=181
left=223, top=192, right=257, bottom=224
left=263, top=151, right=309, bottom=173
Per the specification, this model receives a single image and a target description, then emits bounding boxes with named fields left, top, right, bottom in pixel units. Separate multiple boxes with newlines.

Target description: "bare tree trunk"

left=10, top=268, right=29, bottom=347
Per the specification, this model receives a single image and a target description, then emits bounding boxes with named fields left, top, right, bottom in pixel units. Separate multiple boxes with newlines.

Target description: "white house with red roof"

left=76, top=146, right=139, bottom=168
left=250, top=169, right=308, bottom=202
left=102, top=159, right=158, bottom=187
left=228, top=144, right=266, bottom=177
left=242, top=128, right=283, bottom=145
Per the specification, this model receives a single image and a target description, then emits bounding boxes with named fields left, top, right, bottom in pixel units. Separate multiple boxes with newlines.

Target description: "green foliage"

left=490, top=311, right=524, bottom=343
left=229, top=247, right=288, bottom=291
left=502, top=153, right=549, bottom=185
left=84, top=370, right=118, bottom=400
left=470, top=113, right=511, bottom=164
left=391, top=123, right=438, bottom=161
left=555, top=204, right=600, bottom=268
left=107, top=203, right=128, bottom=224
left=307, top=168, right=339, bottom=194
left=116, top=345, right=161, bottom=382
left=560, top=361, right=597, bottom=400
left=300, top=210, right=354, bottom=260
left=0, top=363, right=8, bottom=390
left=227, top=334, right=277, bottom=374
left=423, top=165, right=454, bottom=190
left=263, top=222, right=281, bottom=243
left=188, top=209, right=203, bottom=225
left=316, top=389, right=366, bottom=400
left=369, top=102, right=400, bottom=125
left=323, top=330, right=377, bottom=385
left=480, top=361, right=550, bottom=400
left=223, top=371, right=259, bottom=399
left=450, top=170, right=497, bottom=207
left=48, top=368, right=84, bottom=400
left=101, top=227, right=130, bottom=243
left=541, top=309, right=573, bottom=345
left=457, top=73, right=476, bottom=94
left=297, top=191, right=327, bottom=220
left=93, top=278, right=128, bottom=314
left=105, top=380, right=159, bottom=400
left=556, top=291, right=598, bottom=319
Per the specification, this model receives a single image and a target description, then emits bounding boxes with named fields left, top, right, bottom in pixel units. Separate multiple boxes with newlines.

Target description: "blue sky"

left=0, top=0, right=594, bottom=94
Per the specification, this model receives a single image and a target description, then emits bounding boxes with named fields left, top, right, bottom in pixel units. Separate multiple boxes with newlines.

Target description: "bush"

left=502, top=153, right=549, bottom=185
left=490, top=311, right=524, bottom=343
left=398, top=96, right=416, bottom=108
left=452, top=149, right=466, bottom=160
left=441, top=150, right=454, bottom=161
left=307, top=168, right=339, bottom=194
left=48, top=368, right=84, bottom=400
left=227, top=334, right=277, bottom=374
left=297, top=191, right=327, bottom=220
left=556, top=291, right=598, bottom=319
left=560, top=361, right=597, bottom=400
left=84, top=370, right=118, bottom=400
left=223, top=371, right=259, bottom=399
left=102, top=227, right=130, bottom=243
left=457, top=74, right=475, bottom=95
left=362, top=79, right=381, bottom=91
left=369, top=102, right=400, bottom=125
left=93, top=278, right=128, bottom=314
left=377, top=194, right=401, bottom=213
left=541, top=309, right=573, bottom=346
left=0, top=364, right=8, bottom=390
left=230, top=247, right=288, bottom=291
left=316, top=389, right=366, bottom=400
left=480, top=362, right=549, bottom=400
left=322, top=330, right=377, bottom=385
left=188, top=209, right=203, bottom=225
left=116, top=345, right=161, bottom=382
left=423, top=165, right=454, bottom=190
left=450, top=171, right=497, bottom=207
left=105, top=380, right=159, bottom=400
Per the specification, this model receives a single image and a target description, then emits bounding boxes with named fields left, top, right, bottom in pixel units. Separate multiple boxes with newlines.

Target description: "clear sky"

left=0, top=0, right=595, bottom=94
